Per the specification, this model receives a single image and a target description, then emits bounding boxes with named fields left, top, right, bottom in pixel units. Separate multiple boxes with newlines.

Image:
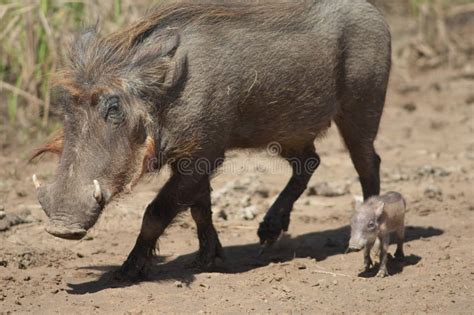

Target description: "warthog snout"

left=348, top=238, right=366, bottom=252
left=45, top=221, right=87, bottom=240
left=33, top=175, right=107, bottom=240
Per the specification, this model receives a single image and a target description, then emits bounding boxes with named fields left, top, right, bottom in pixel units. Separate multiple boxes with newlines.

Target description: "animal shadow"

left=66, top=225, right=442, bottom=294
left=358, top=254, right=422, bottom=278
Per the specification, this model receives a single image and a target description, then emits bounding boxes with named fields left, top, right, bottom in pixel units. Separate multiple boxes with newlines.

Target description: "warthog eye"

left=367, top=221, right=376, bottom=230
left=101, top=95, right=124, bottom=125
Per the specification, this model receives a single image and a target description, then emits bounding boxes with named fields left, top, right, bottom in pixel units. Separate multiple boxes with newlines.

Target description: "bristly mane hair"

left=33, top=1, right=310, bottom=163
left=52, top=1, right=310, bottom=91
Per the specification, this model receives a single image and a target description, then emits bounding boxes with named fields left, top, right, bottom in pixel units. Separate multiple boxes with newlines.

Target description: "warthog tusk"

left=93, top=180, right=102, bottom=203
left=32, top=174, right=41, bottom=189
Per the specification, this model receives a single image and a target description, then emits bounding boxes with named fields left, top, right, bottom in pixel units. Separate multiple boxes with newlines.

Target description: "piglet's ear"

left=353, top=195, right=364, bottom=210
left=374, top=202, right=385, bottom=219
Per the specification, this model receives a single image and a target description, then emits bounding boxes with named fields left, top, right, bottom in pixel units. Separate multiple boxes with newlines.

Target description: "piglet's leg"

left=362, top=240, right=374, bottom=272
left=376, top=236, right=390, bottom=277
left=394, top=226, right=405, bottom=259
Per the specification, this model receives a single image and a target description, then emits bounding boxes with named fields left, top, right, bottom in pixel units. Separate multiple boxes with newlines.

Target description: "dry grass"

left=0, top=0, right=472, bottom=133
left=396, top=0, right=474, bottom=72
left=0, top=0, right=157, bottom=131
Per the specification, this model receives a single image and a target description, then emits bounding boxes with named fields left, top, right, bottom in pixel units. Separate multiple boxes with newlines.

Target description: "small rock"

left=332, top=280, right=338, bottom=285
left=280, top=285, right=291, bottom=293
left=430, top=120, right=446, bottom=130
left=390, top=172, right=410, bottom=182
left=0, top=220, right=9, bottom=232
left=402, top=102, right=417, bottom=113
left=18, top=252, right=37, bottom=270
left=240, top=196, right=251, bottom=207
left=307, top=182, right=349, bottom=197
left=465, top=94, right=474, bottom=105
left=16, top=190, right=28, bottom=197
left=241, top=205, right=257, bottom=220
left=424, top=185, right=442, bottom=199
left=214, top=209, right=228, bottom=221
left=417, top=165, right=450, bottom=177
left=255, top=188, right=270, bottom=198
left=295, top=262, right=307, bottom=270
left=398, top=84, right=420, bottom=95
left=179, top=222, right=190, bottom=229
left=0, top=259, right=7, bottom=267
left=430, top=82, right=442, bottom=92
left=174, top=281, right=183, bottom=288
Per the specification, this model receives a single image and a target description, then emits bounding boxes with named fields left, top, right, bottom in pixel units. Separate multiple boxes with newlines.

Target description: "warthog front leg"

left=118, top=170, right=211, bottom=280
left=190, top=180, right=224, bottom=269
left=258, top=145, right=320, bottom=245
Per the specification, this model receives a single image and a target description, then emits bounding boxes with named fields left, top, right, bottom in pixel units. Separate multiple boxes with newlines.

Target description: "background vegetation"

left=0, top=0, right=472, bottom=137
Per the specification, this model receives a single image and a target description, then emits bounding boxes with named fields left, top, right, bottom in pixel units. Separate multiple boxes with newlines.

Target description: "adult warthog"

left=32, top=0, right=391, bottom=279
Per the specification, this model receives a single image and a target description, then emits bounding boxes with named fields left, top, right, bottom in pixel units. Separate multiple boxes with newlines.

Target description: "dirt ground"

left=1, top=12, right=473, bottom=315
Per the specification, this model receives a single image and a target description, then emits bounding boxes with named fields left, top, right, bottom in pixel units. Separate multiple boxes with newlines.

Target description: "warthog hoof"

left=115, top=248, right=155, bottom=282
left=188, top=232, right=225, bottom=270
left=394, top=249, right=405, bottom=260
left=257, top=213, right=289, bottom=245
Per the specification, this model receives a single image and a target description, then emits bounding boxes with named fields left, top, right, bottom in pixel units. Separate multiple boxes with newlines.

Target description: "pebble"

left=174, top=281, right=183, bottom=288
left=214, top=209, right=228, bottom=221
left=295, top=262, right=307, bottom=270
left=424, top=185, right=443, bottom=199
left=241, top=205, right=257, bottom=220
left=307, top=181, right=349, bottom=197
left=417, top=165, right=450, bottom=177
left=397, top=84, right=420, bottom=94
left=402, top=102, right=417, bottom=112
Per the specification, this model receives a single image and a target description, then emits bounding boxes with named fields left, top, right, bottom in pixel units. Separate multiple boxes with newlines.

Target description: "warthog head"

left=31, top=25, right=186, bottom=239
left=348, top=199, right=384, bottom=251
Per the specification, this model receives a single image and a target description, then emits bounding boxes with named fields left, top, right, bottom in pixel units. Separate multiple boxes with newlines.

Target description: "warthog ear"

left=29, top=129, right=64, bottom=162
left=374, top=201, right=385, bottom=219
left=127, top=34, right=187, bottom=100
